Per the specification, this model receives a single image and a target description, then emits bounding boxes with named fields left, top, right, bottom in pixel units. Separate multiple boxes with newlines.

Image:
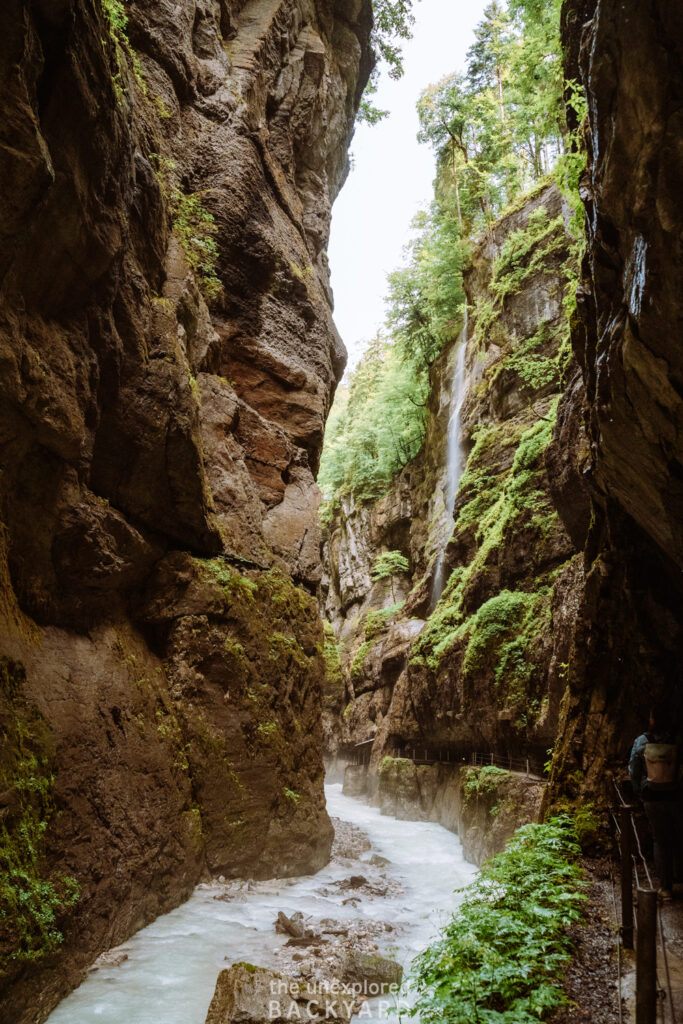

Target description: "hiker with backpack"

left=629, top=703, right=682, bottom=901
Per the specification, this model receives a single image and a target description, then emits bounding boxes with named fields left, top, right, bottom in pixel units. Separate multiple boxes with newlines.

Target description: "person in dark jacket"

left=629, top=704, right=681, bottom=900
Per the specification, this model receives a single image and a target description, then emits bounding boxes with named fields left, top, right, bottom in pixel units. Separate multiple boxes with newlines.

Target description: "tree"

left=371, top=551, right=411, bottom=601
left=360, top=0, right=417, bottom=124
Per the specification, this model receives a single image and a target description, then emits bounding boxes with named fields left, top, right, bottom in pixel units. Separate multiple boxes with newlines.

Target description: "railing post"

left=636, top=888, right=657, bottom=1024
left=526, top=757, right=529, bottom=776
left=620, top=806, right=634, bottom=950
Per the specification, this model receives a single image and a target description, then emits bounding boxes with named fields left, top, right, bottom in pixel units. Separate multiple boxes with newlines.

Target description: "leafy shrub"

left=463, top=764, right=510, bottom=803
left=0, top=660, right=80, bottom=970
left=101, top=0, right=127, bottom=33
left=409, top=817, right=585, bottom=1024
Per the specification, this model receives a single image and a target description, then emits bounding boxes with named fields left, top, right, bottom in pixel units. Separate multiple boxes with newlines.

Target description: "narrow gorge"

left=0, top=1, right=682, bottom=1023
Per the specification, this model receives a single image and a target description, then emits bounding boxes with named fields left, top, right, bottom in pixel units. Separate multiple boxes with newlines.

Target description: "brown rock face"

left=547, top=0, right=683, bottom=798
left=324, top=184, right=583, bottom=774
left=0, top=0, right=370, bottom=1018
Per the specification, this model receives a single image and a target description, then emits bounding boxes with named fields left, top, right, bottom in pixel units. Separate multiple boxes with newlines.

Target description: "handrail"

left=612, top=779, right=677, bottom=1023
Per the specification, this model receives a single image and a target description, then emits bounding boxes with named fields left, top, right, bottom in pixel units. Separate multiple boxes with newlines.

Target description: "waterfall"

left=430, top=315, right=468, bottom=607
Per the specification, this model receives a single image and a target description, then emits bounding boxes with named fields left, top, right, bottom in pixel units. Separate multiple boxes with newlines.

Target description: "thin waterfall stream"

left=46, top=785, right=475, bottom=1024
left=430, top=313, right=469, bottom=607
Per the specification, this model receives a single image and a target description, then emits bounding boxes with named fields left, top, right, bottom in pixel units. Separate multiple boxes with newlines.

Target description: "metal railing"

left=612, top=780, right=677, bottom=1024
left=340, top=742, right=546, bottom=780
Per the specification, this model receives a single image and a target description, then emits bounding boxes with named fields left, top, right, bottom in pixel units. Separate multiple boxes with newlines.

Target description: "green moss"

left=463, top=765, right=510, bottom=804
left=0, top=659, right=80, bottom=972
left=256, top=722, right=278, bottom=737
left=411, top=399, right=562, bottom=729
left=350, top=640, right=374, bottom=684
left=235, top=961, right=258, bottom=974
left=549, top=799, right=600, bottom=850
left=203, top=559, right=257, bottom=611
left=323, top=621, right=343, bottom=700
left=283, top=788, right=301, bottom=805
left=152, top=158, right=222, bottom=302
left=268, top=632, right=308, bottom=671
left=490, top=320, right=562, bottom=395
left=364, top=602, right=405, bottom=640
left=379, top=756, right=413, bottom=777
left=490, top=209, right=566, bottom=305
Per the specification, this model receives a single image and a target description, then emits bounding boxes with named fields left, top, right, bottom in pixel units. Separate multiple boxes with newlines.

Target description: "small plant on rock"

left=371, top=550, right=410, bottom=601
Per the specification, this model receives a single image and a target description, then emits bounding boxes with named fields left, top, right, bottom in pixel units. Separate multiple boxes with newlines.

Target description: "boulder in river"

left=341, top=951, right=403, bottom=988
left=275, top=911, right=309, bottom=938
left=205, top=963, right=352, bottom=1024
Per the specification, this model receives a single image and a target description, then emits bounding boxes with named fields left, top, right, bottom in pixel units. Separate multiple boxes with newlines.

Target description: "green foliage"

left=359, top=1, right=416, bottom=124
left=101, top=0, right=147, bottom=96
left=172, top=190, right=222, bottom=301
left=364, top=602, right=405, bottom=639
left=371, top=551, right=410, bottom=580
left=463, top=764, right=510, bottom=803
left=318, top=334, right=429, bottom=512
left=417, top=0, right=569, bottom=234
left=412, top=407, right=559, bottom=686
left=408, top=816, right=585, bottom=1024
left=0, top=659, right=80, bottom=972
left=205, top=559, right=258, bottom=605
left=151, top=157, right=222, bottom=301
left=102, top=0, right=127, bottom=34
left=386, top=205, right=467, bottom=370
left=350, top=640, right=374, bottom=684
left=283, top=788, right=301, bottom=805
left=490, top=209, right=565, bottom=303
left=472, top=208, right=567, bottom=353
left=323, top=621, right=343, bottom=696
left=492, top=321, right=561, bottom=393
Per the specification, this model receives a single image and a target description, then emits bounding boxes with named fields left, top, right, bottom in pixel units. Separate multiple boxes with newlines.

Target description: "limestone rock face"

left=547, top=0, right=683, bottom=798
left=352, top=758, right=544, bottom=866
left=323, top=184, right=583, bottom=773
left=0, top=0, right=371, bottom=1018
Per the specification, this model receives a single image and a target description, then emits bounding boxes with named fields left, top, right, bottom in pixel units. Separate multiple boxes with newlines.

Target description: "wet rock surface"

left=322, top=185, right=581, bottom=786
left=0, top=0, right=371, bottom=1019
left=205, top=963, right=353, bottom=1024
left=547, top=0, right=683, bottom=801
left=271, top=816, right=404, bottom=996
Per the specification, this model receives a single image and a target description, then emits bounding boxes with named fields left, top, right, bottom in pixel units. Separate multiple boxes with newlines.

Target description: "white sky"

left=328, top=0, right=489, bottom=370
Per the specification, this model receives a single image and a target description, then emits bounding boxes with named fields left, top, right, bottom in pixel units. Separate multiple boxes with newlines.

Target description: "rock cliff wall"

left=0, top=0, right=371, bottom=1018
left=343, top=758, right=545, bottom=866
left=545, top=0, right=683, bottom=799
left=323, top=184, right=582, bottom=779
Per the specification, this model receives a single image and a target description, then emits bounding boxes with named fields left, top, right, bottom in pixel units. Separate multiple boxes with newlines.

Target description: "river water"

left=47, top=784, right=475, bottom=1024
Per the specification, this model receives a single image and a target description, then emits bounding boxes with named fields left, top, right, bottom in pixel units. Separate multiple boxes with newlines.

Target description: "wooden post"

left=526, top=757, right=530, bottom=776
left=620, top=806, right=634, bottom=950
left=636, top=888, right=657, bottom=1024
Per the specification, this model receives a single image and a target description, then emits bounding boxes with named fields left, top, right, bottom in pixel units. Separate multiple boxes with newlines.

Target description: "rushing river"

left=47, top=783, right=476, bottom=1024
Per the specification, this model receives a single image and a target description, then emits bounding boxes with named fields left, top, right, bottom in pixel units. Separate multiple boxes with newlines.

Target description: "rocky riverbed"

left=45, top=785, right=476, bottom=1024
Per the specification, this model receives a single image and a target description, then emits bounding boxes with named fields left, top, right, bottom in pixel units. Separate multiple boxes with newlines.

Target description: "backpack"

left=644, top=742, right=677, bottom=785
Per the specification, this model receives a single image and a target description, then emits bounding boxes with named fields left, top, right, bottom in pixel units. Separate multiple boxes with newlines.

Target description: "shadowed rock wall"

left=547, top=0, right=683, bottom=800
left=0, top=0, right=371, bottom=1018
